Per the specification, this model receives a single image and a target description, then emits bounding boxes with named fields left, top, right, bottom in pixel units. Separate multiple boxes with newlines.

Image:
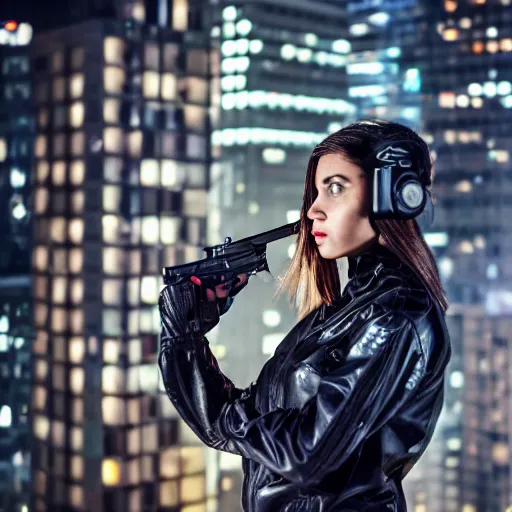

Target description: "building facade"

left=29, top=1, right=223, bottom=510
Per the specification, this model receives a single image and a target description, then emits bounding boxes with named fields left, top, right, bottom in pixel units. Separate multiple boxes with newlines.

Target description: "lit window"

left=51, top=217, right=67, bottom=243
left=34, top=415, right=49, bottom=440
left=104, top=67, right=126, bottom=94
left=35, top=135, right=47, bottom=158
left=127, top=131, right=142, bottom=158
left=69, top=248, right=83, bottom=274
left=173, top=0, right=188, bottom=31
left=143, top=71, right=160, bottom=99
left=103, top=248, right=121, bottom=274
left=102, top=398, right=125, bottom=426
left=500, top=38, right=512, bottom=52
left=103, top=98, right=120, bottom=124
left=70, top=279, right=83, bottom=305
left=69, top=102, right=84, bottom=127
left=486, top=41, right=499, bottom=53
left=71, top=191, right=84, bottom=214
left=103, top=279, right=122, bottom=305
left=104, top=157, right=123, bottom=182
left=69, top=74, right=84, bottom=98
left=104, top=127, right=123, bottom=153
left=103, top=214, right=120, bottom=243
left=141, top=217, right=159, bottom=244
left=70, top=485, right=83, bottom=507
left=443, top=28, right=458, bottom=41
left=69, top=219, right=84, bottom=243
left=104, top=37, right=126, bottom=66
left=187, top=77, right=208, bottom=104
left=185, top=105, right=206, bottom=131
left=141, top=276, right=158, bottom=303
left=34, top=246, right=48, bottom=271
left=439, top=91, right=455, bottom=108
left=183, top=189, right=207, bottom=216
left=69, top=337, right=85, bottom=364
left=472, top=41, right=484, bottom=54
left=103, top=185, right=121, bottom=212
left=103, top=339, right=120, bottom=363
left=52, top=276, right=67, bottom=304
left=103, top=309, right=122, bottom=336
left=161, top=73, right=177, bottom=101
left=102, top=366, right=125, bottom=394
left=52, top=308, right=67, bottom=333
left=52, top=161, right=66, bottom=185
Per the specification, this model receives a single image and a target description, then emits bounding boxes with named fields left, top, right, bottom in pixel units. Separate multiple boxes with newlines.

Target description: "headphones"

left=362, top=139, right=435, bottom=232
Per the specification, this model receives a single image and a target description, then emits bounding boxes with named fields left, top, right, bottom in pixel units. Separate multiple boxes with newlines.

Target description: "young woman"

left=158, top=120, right=452, bottom=511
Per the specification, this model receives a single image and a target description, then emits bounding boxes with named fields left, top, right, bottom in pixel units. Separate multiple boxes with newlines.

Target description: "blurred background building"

left=0, top=0, right=512, bottom=511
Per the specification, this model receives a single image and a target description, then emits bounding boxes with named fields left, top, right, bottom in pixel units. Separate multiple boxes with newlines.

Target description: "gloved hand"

left=159, top=273, right=250, bottom=339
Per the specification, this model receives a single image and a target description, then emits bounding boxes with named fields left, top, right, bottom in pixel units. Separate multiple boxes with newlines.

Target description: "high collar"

left=347, top=242, right=404, bottom=280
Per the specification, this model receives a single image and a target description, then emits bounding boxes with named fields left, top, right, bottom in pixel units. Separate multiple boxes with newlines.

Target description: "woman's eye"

left=328, top=182, right=344, bottom=195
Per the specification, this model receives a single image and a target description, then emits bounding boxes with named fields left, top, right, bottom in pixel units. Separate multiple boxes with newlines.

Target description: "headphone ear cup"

left=415, top=189, right=435, bottom=233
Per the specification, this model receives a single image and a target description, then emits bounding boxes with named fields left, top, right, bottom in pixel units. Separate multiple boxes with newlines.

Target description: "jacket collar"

left=347, top=241, right=404, bottom=280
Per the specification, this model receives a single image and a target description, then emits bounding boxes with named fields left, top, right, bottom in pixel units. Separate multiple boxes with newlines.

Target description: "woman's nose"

left=307, top=199, right=324, bottom=221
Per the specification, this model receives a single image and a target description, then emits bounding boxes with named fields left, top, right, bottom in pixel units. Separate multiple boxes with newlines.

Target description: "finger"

left=234, top=273, right=249, bottom=287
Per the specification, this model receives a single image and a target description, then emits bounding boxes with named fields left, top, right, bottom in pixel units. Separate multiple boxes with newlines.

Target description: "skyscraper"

left=29, top=1, right=223, bottom=510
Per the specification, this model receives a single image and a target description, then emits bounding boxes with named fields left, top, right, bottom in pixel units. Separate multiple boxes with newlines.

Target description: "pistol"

left=162, top=221, right=300, bottom=289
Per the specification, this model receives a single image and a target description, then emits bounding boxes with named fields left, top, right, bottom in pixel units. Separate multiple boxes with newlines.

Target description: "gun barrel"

left=236, top=220, right=300, bottom=246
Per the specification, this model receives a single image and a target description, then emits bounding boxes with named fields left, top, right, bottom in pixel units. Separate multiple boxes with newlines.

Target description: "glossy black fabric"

left=158, top=242, right=451, bottom=511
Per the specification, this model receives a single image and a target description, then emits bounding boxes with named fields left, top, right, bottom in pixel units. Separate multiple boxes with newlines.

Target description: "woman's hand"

left=190, top=273, right=250, bottom=302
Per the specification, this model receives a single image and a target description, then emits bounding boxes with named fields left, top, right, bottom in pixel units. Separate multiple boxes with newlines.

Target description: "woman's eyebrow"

left=322, top=174, right=351, bottom=184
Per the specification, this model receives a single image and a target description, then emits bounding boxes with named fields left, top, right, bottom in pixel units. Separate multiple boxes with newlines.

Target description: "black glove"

left=159, top=274, right=251, bottom=339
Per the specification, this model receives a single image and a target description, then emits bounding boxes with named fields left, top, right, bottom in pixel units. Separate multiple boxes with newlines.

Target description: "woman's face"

left=306, top=153, right=380, bottom=259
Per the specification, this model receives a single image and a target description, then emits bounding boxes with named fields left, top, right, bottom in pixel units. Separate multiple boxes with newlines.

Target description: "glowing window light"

left=305, top=33, right=318, bottom=46
left=102, top=459, right=121, bottom=486
left=332, top=39, right=351, bottom=54
left=234, top=75, right=246, bottom=90
left=368, top=12, right=390, bottom=25
left=386, top=47, right=401, bottom=58
left=327, top=54, right=346, bottom=67
left=314, top=51, right=329, bottom=65
left=500, top=38, right=512, bottom=51
left=502, top=95, right=512, bottom=108
left=222, top=6, right=237, bottom=21
left=297, top=48, right=312, bottom=63
left=467, top=83, right=482, bottom=96
left=471, top=97, right=483, bottom=108
left=486, top=27, right=498, bottom=38
left=212, top=128, right=326, bottom=147
left=443, top=28, right=458, bottom=41
left=262, top=148, right=286, bottom=164
left=221, top=40, right=237, bottom=57
left=235, top=38, right=249, bottom=55
left=221, top=58, right=237, bottom=74
left=262, top=309, right=281, bottom=327
left=234, top=91, right=249, bottom=110
left=487, top=41, right=499, bottom=53
left=483, top=81, right=497, bottom=98
left=445, top=0, right=457, bottom=11
left=223, top=22, right=235, bottom=38
left=497, top=81, right=512, bottom=95
left=472, top=41, right=484, bottom=54
left=348, top=85, right=386, bottom=98
left=450, top=371, right=464, bottom=388
left=456, top=94, right=469, bottom=108
left=0, top=405, right=12, bottom=428
left=459, top=17, right=472, bottom=29
left=249, top=39, right=263, bottom=54
left=236, top=19, right=252, bottom=36
left=349, top=23, right=369, bottom=37
left=10, top=168, right=26, bottom=188
left=235, top=56, right=250, bottom=73
left=281, top=44, right=296, bottom=60
left=439, top=91, right=455, bottom=108
left=347, top=62, right=383, bottom=75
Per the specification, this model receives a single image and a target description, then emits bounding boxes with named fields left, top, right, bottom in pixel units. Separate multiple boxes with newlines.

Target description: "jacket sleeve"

left=212, top=306, right=428, bottom=486
left=158, top=334, right=257, bottom=455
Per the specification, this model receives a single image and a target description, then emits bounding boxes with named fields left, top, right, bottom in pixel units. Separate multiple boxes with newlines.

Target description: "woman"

left=158, top=120, right=451, bottom=511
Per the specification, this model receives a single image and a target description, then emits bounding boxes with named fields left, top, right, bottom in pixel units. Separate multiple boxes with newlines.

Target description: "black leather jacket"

left=158, top=243, right=451, bottom=511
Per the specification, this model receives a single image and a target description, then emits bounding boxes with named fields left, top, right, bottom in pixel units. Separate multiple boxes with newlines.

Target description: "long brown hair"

left=273, top=119, right=449, bottom=322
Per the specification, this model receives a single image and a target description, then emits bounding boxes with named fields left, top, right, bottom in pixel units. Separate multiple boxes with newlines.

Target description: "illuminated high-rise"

left=29, top=1, right=224, bottom=510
